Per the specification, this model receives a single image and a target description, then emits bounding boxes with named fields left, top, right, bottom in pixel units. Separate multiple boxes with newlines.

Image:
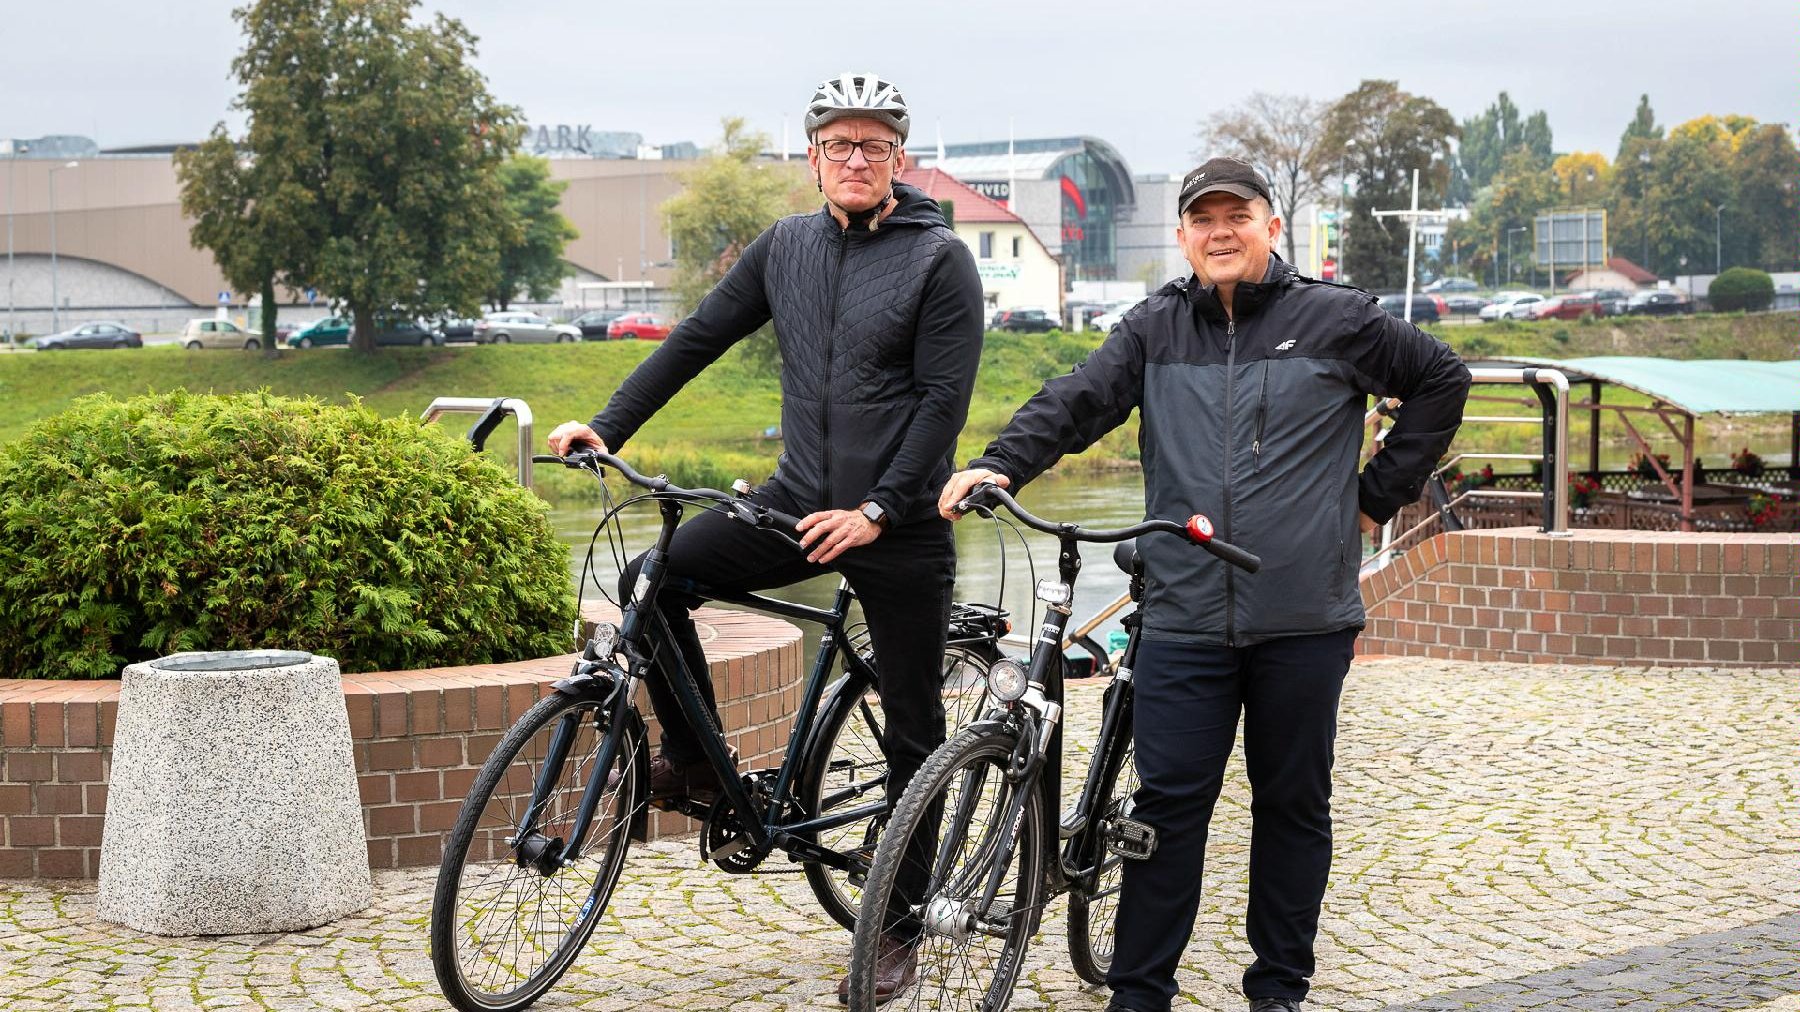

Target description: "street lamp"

left=5, top=140, right=29, bottom=349
left=1507, top=226, right=1527, bottom=287
left=1637, top=148, right=1652, bottom=269
left=48, top=160, right=78, bottom=334
left=1714, top=203, right=1726, bottom=275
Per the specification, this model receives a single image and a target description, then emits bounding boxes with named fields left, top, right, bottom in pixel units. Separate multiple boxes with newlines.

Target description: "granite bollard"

left=97, top=650, right=372, bottom=935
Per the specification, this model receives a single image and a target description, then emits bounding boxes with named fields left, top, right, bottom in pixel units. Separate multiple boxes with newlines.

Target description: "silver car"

left=473, top=312, right=582, bottom=344
left=179, top=317, right=264, bottom=350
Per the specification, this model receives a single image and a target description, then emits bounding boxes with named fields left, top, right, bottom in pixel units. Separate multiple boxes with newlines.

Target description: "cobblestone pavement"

left=1, top=658, right=1796, bottom=1011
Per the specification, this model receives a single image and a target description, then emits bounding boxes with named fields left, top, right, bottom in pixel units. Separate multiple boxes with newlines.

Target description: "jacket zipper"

left=1221, top=315, right=1238, bottom=647
left=821, top=222, right=849, bottom=512
left=1253, top=360, right=1270, bottom=474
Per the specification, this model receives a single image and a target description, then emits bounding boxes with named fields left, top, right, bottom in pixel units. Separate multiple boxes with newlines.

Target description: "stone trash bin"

left=97, top=650, right=372, bottom=935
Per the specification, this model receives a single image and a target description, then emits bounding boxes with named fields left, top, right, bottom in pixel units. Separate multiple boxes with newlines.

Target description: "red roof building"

left=899, top=168, right=1062, bottom=316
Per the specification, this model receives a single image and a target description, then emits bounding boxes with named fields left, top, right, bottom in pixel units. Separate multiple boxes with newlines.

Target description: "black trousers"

left=619, top=479, right=955, bottom=928
left=1106, top=628, right=1357, bottom=1011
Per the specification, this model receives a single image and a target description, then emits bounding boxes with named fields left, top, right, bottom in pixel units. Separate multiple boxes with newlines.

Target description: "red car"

left=1531, top=292, right=1605, bottom=320
left=607, top=312, right=673, bottom=340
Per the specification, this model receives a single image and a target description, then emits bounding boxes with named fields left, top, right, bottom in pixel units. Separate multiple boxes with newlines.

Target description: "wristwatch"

left=858, top=500, right=890, bottom=530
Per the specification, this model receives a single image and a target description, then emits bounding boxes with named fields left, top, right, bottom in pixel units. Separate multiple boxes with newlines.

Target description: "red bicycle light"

left=1185, top=514, right=1215, bottom=542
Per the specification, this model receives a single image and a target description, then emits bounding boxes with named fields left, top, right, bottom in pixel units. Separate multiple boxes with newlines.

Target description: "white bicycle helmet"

left=805, top=73, right=911, bottom=143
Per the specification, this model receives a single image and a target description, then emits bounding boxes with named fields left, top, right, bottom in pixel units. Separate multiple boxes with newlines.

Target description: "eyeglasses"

left=819, top=138, right=896, bottom=163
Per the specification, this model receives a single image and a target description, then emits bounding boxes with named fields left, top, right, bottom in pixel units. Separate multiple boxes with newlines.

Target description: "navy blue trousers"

left=1106, top=628, right=1357, bottom=1010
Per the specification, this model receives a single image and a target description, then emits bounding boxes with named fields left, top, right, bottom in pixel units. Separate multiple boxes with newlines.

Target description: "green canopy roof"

left=1479, top=357, right=1800, bottom=417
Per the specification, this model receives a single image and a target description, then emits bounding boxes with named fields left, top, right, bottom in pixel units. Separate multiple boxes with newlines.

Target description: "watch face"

left=860, top=502, right=886, bottom=524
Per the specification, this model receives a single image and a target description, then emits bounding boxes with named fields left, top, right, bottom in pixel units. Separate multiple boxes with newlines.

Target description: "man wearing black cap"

left=940, top=156, right=1469, bottom=1011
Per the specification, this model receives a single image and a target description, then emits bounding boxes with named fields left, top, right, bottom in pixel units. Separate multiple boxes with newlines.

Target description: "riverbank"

left=0, top=312, right=1789, bottom=491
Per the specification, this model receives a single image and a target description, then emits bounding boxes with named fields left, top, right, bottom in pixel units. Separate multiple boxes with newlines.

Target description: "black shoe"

left=607, top=750, right=729, bottom=808
left=837, top=932, right=919, bottom=1006
left=1249, top=999, right=1303, bottom=1012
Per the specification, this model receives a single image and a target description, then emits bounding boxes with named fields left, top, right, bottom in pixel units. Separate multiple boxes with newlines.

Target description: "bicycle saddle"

left=1111, top=538, right=1142, bottom=577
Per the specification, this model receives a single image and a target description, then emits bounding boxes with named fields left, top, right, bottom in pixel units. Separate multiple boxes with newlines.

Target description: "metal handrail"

left=421, top=396, right=536, bottom=488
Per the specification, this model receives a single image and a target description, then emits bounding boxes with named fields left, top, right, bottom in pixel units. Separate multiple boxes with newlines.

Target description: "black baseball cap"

left=1178, top=156, right=1273, bottom=217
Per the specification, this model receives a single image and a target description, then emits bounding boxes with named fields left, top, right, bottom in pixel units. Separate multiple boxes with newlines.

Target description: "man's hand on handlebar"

left=939, top=468, right=1011, bottom=521
left=547, top=421, right=607, bottom=457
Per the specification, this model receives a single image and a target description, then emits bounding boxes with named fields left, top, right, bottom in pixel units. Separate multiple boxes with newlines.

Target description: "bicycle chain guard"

left=700, top=772, right=777, bottom=873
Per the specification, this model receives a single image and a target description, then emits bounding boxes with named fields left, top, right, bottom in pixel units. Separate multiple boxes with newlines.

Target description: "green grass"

left=0, top=311, right=1789, bottom=494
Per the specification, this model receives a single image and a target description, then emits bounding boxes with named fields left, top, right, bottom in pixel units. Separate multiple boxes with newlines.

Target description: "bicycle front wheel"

left=802, top=643, right=999, bottom=930
left=1067, top=733, right=1137, bottom=985
left=430, top=691, right=643, bottom=1012
left=847, top=723, right=1047, bottom=1012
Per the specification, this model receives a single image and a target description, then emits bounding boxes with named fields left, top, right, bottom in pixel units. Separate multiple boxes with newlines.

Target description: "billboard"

left=1534, top=210, right=1607, bottom=269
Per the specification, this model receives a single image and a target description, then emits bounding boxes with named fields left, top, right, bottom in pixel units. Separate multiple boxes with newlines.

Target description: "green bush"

left=0, top=390, right=575, bottom=678
left=1708, top=267, right=1775, bottom=313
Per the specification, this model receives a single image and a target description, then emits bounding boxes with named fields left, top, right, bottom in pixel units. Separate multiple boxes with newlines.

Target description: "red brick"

left=85, top=784, right=107, bottom=814
left=1622, top=573, right=1654, bottom=593
left=34, top=784, right=82, bottom=815
left=375, top=689, right=409, bottom=738
left=396, top=834, right=443, bottom=867
left=9, top=816, right=54, bottom=846
left=474, top=684, right=504, bottom=729
left=464, top=735, right=502, bottom=764
left=1723, top=542, right=1745, bottom=572
left=442, top=687, right=475, bottom=732
left=1706, top=640, right=1742, bottom=663
left=367, top=805, right=416, bottom=836
left=31, top=704, right=64, bottom=747
left=98, top=700, right=117, bottom=747
left=1670, top=640, right=1704, bottom=661
left=63, top=702, right=100, bottom=748
left=358, top=774, right=392, bottom=806
left=418, top=737, right=464, bottom=769
left=53, top=752, right=102, bottom=784
left=1741, top=598, right=1775, bottom=619
left=1623, top=616, right=1657, bottom=637
left=1677, top=544, right=1699, bottom=572
left=1603, top=637, right=1639, bottom=659
left=1639, top=596, right=1671, bottom=616
left=365, top=839, right=393, bottom=869
left=366, top=740, right=413, bottom=771
left=1671, top=596, right=1705, bottom=617
left=394, top=771, right=441, bottom=803
left=409, top=689, right=444, bottom=736
left=1632, top=542, right=1655, bottom=572
left=0, top=849, right=32, bottom=877
left=58, top=815, right=103, bottom=848
left=344, top=692, right=375, bottom=739
left=1690, top=618, right=1723, bottom=639
left=1721, top=617, right=1757, bottom=639
left=35, top=849, right=87, bottom=878
left=1698, top=544, right=1722, bottom=573
left=1686, top=574, right=1722, bottom=597
left=443, top=768, right=478, bottom=800
left=1545, top=634, right=1573, bottom=654
left=1558, top=613, right=1589, bottom=635
left=1589, top=615, right=1620, bottom=637
left=1743, top=640, right=1777, bottom=664
left=1657, top=617, right=1689, bottom=638
left=418, top=801, right=461, bottom=832
left=0, top=784, right=29, bottom=815
left=5, top=753, right=53, bottom=782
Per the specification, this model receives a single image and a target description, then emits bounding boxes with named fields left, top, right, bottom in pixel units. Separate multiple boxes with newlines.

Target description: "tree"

left=1446, top=149, right=1560, bottom=287
left=1321, top=81, right=1457, bottom=290
left=1551, top=152, right=1611, bottom=206
left=1629, top=119, right=1732, bottom=278
left=1731, top=124, right=1800, bottom=272
left=489, top=155, right=578, bottom=310
left=1616, top=94, right=1662, bottom=162
left=1708, top=267, right=1774, bottom=312
left=1195, top=92, right=1333, bottom=266
left=180, top=0, right=521, bottom=355
left=661, top=118, right=810, bottom=370
left=1457, top=92, right=1553, bottom=197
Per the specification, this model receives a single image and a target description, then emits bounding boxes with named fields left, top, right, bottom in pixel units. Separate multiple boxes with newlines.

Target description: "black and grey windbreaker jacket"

left=589, top=183, right=984, bottom=525
left=973, top=257, right=1470, bottom=646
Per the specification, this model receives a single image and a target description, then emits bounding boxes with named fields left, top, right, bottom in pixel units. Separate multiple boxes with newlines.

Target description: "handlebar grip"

left=761, top=507, right=804, bottom=538
left=954, top=480, right=1006, bottom=514
left=1185, top=514, right=1261, bottom=573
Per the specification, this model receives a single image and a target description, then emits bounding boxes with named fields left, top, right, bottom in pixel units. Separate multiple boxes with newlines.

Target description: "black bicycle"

left=429, top=451, right=1007, bottom=1012
left=844, top=481, right=1259, bottom=1011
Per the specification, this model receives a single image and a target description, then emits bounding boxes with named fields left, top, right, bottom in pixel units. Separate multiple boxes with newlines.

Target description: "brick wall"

left=0, top=606, right=804, bottom=878
left=1360, top=528, right=1800, bottom=666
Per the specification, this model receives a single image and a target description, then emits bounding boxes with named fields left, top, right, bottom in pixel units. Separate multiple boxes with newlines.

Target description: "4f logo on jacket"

left=1275, top=339, right=1297, bottom=351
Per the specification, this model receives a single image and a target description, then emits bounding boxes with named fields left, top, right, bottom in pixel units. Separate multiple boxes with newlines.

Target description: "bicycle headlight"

left=987, top=658, right=1030, bottom=702
left=1035, top=580, right=1071, bottom=607
left=584, top=621, right=622, bottom=661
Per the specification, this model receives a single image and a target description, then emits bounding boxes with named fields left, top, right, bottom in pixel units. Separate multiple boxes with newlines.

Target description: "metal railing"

left=421, top=396, right=535, bottom=488
left=1364, top=367, right=1570, bottom=573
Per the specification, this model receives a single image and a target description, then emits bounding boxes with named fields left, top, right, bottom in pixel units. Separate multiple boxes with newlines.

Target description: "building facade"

left=898, top=168, right=1060, bottom=315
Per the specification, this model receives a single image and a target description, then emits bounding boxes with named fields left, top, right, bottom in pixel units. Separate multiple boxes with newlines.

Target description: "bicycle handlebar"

left=956, top=482, right=1261, bottom=574
left=532, top=451, right=805, bottom=538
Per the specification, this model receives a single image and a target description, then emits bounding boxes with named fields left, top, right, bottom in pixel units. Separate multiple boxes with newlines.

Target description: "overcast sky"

left=4, top=0, right=1794, bottom=176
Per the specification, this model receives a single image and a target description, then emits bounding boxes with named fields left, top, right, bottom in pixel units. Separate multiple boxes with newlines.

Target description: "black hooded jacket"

left=589, top=183, right=984, bottom=524
left=973, top=256, right=1470, bottom=646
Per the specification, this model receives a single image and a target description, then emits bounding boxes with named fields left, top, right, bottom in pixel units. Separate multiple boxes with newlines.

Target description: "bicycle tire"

left=800, top=642, right=1000, bottom=930
left=846, top=723, right=1046, bottom=1012
left=430, top=691, right=643, bottom=1012
left=1067, top=719, right=1137, bottom=985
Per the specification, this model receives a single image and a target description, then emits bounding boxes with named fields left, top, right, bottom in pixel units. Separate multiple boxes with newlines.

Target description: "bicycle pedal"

left=1105, top=817, right=1157, bottom=861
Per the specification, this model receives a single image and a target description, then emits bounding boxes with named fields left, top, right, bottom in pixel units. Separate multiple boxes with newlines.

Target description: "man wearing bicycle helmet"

left=940, top=157, right=1469, bottom=1012
left=548, top=72, right=983, bottom=1004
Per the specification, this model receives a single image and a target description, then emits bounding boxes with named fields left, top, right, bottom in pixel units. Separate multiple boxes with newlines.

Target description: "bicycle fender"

left=554, top=660, right=621, bottom=698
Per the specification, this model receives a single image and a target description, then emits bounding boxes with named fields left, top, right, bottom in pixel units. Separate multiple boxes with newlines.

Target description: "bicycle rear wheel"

left=1067, top=733, right=1137, bottom=985
left=801, top=643, right=998, bottom=930
left=430, top=691, right=643, bottom=1012
left=846, top=724, right=1046, bottom=1011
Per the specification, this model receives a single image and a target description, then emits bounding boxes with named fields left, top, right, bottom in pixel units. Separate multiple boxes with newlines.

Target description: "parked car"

left=607, top=312, right=673, bottom=340
left=1531, top=292, right=1605, bottom=320
left=287, top=316, right=445, bottom=347
left=1479, top=293, right=1545, bottom=321
left=432, top=317, right=480, bottom=342
left=992, top=308, right=1059, bottom=333
left=1442, top=294, right=1492, bottom=315
left=571, top=309, right=629, bottom=339
left=1376, top=294, right=1440, bottom=324
left=1625, top=290, right=1694, bottom=316
left=1590, top=289, right=1631, bottom=316
left=36, top=321, right=143, bottom=350
left=475, top=311, right=582, bottom=344
left=1422, top=276, right=1480, bottom=293
left=1089, top=306, right=1131, bottom=333
left=181, top=318, right=264, bottom=350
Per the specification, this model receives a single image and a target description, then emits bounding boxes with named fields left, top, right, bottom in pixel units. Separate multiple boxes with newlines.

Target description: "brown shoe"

left=607, top=751, right=727, bottom=809
left=836, top=932, right=919, bottom=1006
